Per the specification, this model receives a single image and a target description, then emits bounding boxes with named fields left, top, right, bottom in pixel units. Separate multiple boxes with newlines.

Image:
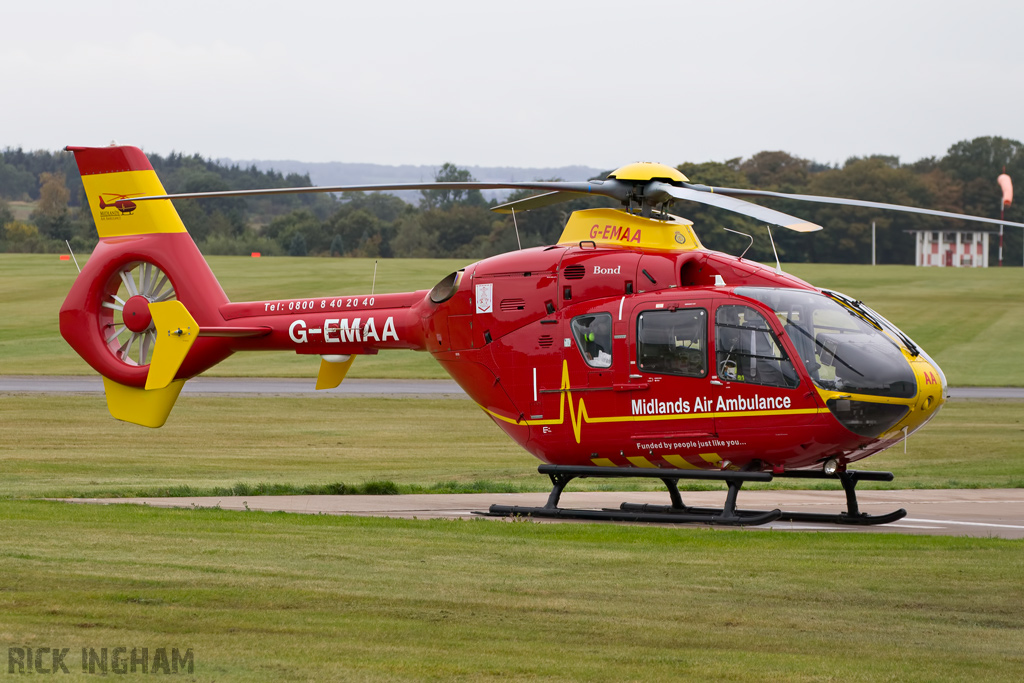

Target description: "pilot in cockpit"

left=578, top=315, right=612, bottom=368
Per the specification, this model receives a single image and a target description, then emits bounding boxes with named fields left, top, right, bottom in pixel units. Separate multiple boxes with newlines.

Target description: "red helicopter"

left=97, top=192, right=139, bottom=215
left=59, top=145, right=1024, bottom=526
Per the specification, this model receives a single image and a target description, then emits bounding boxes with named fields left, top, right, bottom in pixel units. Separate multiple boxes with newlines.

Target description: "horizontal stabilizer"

left=197, top=326, right=271, bottom=338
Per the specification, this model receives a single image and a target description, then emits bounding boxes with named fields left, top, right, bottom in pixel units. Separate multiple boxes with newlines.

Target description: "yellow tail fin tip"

left=103, top=377, right=186, bottom=428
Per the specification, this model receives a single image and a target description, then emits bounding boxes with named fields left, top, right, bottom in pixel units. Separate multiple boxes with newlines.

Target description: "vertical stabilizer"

left=67, top=145, right=189, bottom=238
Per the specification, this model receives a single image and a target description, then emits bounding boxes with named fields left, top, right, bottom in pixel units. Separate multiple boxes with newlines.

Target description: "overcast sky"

left=3, top=1, right=1022, bottom=170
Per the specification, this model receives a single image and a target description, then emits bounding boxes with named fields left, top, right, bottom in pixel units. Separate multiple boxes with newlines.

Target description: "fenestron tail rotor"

left=100, top=261, right=176, bottom=367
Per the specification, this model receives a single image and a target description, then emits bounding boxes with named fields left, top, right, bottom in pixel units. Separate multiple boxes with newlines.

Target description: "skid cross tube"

left=770, top=469, right=907, bottom=525
left=617, top=468, right=907, bottom=526
left=485, top=465, right=906, bottom=526
left=486, top=465, right=781, bottom=526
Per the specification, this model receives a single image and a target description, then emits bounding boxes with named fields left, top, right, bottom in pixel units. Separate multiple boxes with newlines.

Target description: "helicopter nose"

left=896, top=354, right=947, bottom=438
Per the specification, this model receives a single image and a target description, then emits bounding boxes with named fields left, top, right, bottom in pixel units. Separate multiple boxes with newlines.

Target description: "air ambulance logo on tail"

left=97, top=193, right=139, bottom=216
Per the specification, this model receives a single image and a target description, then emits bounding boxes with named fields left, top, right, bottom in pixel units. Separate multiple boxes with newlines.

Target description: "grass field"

left=0, top=253, right=461, bottom=378
left=1, top=501, right=1022, bottom=681
left=2, top=253, right=1023, bottom=384
left=1, top=394, right=1021, bottom=498
left=3, top=252, right=1024, bottom=681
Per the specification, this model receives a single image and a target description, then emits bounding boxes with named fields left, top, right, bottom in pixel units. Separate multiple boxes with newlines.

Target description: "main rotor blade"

left=129, top=180, right=628, bottom=203
left=492, top=191, right=578, bottom=214
left=686, top=184, right=1024, bottom=230
left=651, top=183, right=822, bottom=232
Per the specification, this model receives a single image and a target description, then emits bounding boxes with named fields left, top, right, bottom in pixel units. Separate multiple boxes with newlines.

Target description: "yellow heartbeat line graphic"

left=482, top=361, right=693, bottom=444
left=481, top=361, right=824, bottom=444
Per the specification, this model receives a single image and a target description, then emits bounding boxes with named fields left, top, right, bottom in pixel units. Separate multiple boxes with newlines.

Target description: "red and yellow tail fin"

left=68, top=145, right=189, bottom=239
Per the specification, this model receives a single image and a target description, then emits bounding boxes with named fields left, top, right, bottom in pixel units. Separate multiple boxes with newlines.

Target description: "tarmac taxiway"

left=61, top=488, right=1024, bottom=538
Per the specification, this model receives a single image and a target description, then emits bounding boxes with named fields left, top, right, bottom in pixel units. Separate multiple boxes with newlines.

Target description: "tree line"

left=2, top=137, right=1022, bottom=265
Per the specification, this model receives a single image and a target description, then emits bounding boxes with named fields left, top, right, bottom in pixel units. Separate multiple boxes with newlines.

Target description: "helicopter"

left=97, top=192, right=139, bottom=215
left=59, top=144, right=1024, bottom=527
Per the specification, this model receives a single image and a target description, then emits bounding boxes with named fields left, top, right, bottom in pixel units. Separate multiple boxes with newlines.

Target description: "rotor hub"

left=122, top=295, right=153, bottom=333
left=608, top=162, right=688, bottom=184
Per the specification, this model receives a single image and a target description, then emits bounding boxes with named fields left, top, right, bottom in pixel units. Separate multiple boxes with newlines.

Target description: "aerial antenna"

left=722, top=226, right=753, bottom=260
left=766, top=225, right=783, bottom=273
left=65, top=239, right=81, bottom=273
left=371, top=260, right=378, bottom=295
left=511, top=207, right=522, bottom=250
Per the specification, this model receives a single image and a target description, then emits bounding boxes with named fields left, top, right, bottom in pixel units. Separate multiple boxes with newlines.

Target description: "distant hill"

left=222, top=159, right=608, bottom=203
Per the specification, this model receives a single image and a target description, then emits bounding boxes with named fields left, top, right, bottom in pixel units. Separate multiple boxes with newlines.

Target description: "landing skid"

left=483, top=465, right=907, bottom=527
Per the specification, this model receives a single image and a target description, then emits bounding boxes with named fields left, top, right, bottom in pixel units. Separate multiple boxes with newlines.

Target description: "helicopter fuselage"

left=204, top=207, right=947, bottom=473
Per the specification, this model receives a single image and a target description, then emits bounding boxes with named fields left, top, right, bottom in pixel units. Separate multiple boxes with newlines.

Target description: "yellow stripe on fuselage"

left=479, top=361, right=828, bottom=444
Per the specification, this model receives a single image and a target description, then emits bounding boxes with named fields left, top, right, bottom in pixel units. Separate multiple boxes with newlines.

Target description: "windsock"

left=997, top=173, right=1013, bottom=207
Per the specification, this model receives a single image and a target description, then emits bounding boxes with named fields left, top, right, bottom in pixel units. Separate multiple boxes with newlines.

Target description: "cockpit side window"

left=715, top=305, right=799, bottom=388
left=637, top=309, right=707, bottom=377
left=571, top=313, right=612, bottom=368
left=736, top=287, right=917, bottom=399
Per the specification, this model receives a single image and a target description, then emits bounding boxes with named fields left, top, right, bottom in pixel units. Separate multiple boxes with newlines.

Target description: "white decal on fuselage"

left=475, top=283, right=493, bottom=314
left=290, top=317, right=399, bottom=344
left=631, top=393, right=792, bottom=416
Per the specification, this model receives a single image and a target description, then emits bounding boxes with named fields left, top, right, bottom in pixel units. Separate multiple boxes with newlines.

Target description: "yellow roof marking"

left=556, top=208, right=704, bottom=252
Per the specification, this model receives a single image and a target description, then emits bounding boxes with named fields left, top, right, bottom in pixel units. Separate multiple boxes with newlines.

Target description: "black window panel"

left=736, top=287, right=917, bottom=399
left=716, top=305, right=799, bottom=389
left=571, top=313, right=612, bottom=368
left=637, top=309, right=707, bottom=378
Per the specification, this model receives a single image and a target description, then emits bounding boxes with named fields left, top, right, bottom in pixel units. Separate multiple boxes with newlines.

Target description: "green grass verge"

left=1, top=500, right=1021, bottom=681
left=0, top=253, right=462, bottom=378
left=3, top=254, right=1024, bottom=384
left=2, top=395, right=1020, bottom=498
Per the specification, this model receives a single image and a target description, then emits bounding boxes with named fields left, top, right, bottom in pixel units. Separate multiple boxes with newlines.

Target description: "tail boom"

left=219, top=292, right=430, bottom=355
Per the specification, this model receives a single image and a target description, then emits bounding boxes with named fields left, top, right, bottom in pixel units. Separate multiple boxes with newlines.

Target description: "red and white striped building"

left=909, top=230, right=990, bottom=267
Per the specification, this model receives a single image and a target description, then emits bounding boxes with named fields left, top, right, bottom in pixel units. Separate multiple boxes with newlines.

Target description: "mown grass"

left=3, top=254, right=1024, bottom=384
left=1, top=394, right=1021, bottom=499
left=0, top=253, right=461, bottom=378
left=785, top=263, right=1024, bottom=387
left=0, top=395, right=536, bottom=498
left=4, top=253, right=1023, bottom=681
left=1, top=500, right=1021, bottom=681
